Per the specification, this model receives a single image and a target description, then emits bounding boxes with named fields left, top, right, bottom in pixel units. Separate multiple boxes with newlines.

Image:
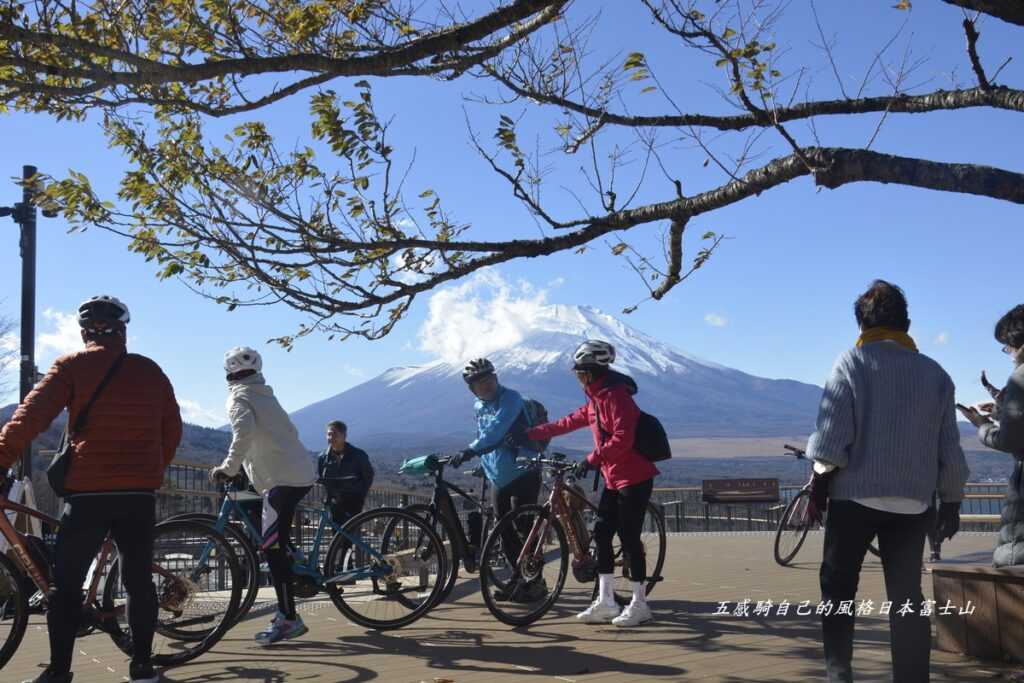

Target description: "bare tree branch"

left=962, top=17, right=993, bottom=89
left=942, top=0, right=1024, bottom=26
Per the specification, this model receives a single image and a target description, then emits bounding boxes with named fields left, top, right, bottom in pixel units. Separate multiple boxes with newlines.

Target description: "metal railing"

left=155, top=461, right=429, bottom=522
left=24, top=457, right=1011, bottom=538
left=650, top=483, right=1010, bottom=533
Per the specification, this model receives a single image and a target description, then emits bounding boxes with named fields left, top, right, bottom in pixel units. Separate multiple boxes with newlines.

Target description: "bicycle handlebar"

left=783, top=443, right=808, bottom=459
left=516, top=452, right=578, bottom=473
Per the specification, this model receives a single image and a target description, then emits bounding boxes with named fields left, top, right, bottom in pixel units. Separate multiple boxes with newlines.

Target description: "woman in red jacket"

left=525, top=340, right=658, bottom=627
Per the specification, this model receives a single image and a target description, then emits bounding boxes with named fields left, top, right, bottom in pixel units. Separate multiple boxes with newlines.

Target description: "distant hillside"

left=0, top=404, right=231, bottom=465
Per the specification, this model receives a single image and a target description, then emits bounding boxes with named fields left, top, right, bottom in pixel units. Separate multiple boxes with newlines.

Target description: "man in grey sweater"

left=807, top=280, right=970, bottom=683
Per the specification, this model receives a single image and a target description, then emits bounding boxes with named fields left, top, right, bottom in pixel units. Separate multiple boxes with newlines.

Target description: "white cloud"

left=704, top=312, right=728, bottom=328
left=179, top=398, right=226, bottom=427
left=390, top=248, right=438, bottom=286
left=547, top=276, right=567, bottom=288
left=0, top=332, right=17, bottom=354
left=37, top=309, right=82, bottom=358
left=935, top=332, right=949, bottom=345
left=340, top=364, right=368, bottom=379
left=418, top=269, right=551, bottom=363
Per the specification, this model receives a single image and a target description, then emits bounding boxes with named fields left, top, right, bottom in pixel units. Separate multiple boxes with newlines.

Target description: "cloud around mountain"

left=290, top=275, right=827, bottom=452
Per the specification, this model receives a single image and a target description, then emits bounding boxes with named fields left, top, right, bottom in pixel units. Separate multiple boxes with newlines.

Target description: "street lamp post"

left=0, top=165, right=56, bottom=478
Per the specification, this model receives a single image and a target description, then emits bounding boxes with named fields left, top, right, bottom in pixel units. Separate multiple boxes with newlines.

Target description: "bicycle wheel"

left=399, top=503, right=460, bottom=606
left=324, top=507, right=446, bottom=630
left=163, top=513, right=261, bottom=625
left=774, top=490, right=813, bottom=566
left=0, top=551, right=28, bottom=670
left=102, top=520, right=242, bottom=666
left=479, top=504, right=568, bottom=627
left=480, top=513, right=511, bottom=596
left=590, top=501, right=667, bottom=607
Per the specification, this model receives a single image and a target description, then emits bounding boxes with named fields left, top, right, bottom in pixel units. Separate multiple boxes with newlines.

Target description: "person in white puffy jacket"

left=210, top=346, right=316, bottom=647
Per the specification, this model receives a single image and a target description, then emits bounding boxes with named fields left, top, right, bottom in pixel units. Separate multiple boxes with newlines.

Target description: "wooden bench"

left=932, top=563, right=1024, bottom=664
left=701, top=478, right=780, bottom=504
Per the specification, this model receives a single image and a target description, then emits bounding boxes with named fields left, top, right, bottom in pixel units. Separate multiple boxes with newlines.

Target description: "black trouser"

left=494, top=470, right=542, bottom=567
left=595, top=478, right=653, bottom=581
left=50, top=493, right=157, bottom=675
left=261, top=486, right=311, bottom=620
left=820, top=500, right=932, bottom=683
left=329, top=495, right=366, bottom=528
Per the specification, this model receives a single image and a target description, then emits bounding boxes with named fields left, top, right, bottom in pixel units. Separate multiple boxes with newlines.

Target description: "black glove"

left=809, top=470, right=835, bottom=520
left=452, top=448, right=476, bottom=468
left=936, top=502, right=961, bottom=541
left=504, top=430, right=528, bottom=449
left=571, top=460, right=591, bottom=480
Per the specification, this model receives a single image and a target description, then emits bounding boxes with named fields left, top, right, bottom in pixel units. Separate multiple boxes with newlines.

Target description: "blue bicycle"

left=166, top=478, right=447, bottom=630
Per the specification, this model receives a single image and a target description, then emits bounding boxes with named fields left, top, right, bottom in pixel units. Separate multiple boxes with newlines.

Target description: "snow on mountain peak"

left=414, top=302, right=724, bottom=378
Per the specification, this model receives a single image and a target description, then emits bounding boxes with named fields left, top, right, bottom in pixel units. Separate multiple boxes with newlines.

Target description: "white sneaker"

left=576, top=599, right=620, bottom=623
left=612, top=601, right=652, bottom=627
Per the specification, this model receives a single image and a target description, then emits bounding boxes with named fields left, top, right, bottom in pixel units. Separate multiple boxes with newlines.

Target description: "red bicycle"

left=0, top=487, right=242, bottom=670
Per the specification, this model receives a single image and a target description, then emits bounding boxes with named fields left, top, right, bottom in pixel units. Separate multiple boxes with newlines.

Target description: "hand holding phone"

left=957, top=402, right=992, bottom=427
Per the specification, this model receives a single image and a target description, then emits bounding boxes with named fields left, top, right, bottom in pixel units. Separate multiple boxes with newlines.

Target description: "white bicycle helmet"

left=573, top=340, right=615, bottom=369
left=224, top=346, right=262, bottom=374
left=462, top=357, right=496, bottom=384
left=77, top=295, right=131, bottom=327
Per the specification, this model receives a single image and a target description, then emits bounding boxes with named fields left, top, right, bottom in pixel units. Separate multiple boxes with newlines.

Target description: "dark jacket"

left=317, top=443, right=374, bottom=500
left=527, top=370, right=658, bottom=490
left=0, top=337, right=182, bottom=492
left=978, top=364, right=1024, bottom=567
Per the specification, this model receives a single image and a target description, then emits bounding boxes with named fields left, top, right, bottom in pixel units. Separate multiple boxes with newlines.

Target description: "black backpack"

left=634, top=411, right=672, bottom=462
left=593, top=400, right=672, bottom=463
left=519, top=397, right=550, bottom=452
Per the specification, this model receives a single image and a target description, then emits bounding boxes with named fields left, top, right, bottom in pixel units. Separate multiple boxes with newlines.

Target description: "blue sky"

left=0, top=1, right=1021, bottom=427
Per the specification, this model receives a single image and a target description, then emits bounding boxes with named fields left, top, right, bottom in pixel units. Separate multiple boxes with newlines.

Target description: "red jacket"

left=0, top=338, right=182, bottom=492
left=526, top=371, right=658, bottom=490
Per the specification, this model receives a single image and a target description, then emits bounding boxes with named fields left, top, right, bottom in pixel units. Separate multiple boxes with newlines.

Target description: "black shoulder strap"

left=71, top=352, right=127, bottom=436
left=591, top=399, right=608, bottom=444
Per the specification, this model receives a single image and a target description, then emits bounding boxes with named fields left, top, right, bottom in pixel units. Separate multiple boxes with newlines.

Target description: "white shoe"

left=612, top=601, right=652, bottom=627
left=576, top=599, right=620, bottom=623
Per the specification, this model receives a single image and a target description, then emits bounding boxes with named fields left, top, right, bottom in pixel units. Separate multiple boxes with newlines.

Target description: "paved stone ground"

left=6, top=531, right=1023, bottom=682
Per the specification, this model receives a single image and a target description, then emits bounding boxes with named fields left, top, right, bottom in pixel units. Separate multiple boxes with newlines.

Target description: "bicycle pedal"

left=28, top=590, right=46, bottom=608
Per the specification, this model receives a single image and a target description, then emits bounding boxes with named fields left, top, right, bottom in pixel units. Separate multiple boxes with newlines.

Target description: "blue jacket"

left=469, top=385, right=530, bottom=490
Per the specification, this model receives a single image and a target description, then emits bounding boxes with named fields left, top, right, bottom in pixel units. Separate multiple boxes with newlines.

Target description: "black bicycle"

left=397, top=454, right=509, bottom=605
left=773, top=444, right=879, bottom=566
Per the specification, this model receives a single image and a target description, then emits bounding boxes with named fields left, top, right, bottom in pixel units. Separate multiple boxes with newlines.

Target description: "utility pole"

left=1, top=165, right=56, bottom=478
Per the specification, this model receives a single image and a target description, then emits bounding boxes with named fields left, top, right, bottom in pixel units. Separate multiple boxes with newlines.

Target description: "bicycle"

left=478, top=452, right=666, bottom=627
left=0, top=490, right=242, bottom=670
left=164, top=479, right=448, bottom=630
left=773, top=444, right=880, bottom=566
left=396, top=453, right=509, bottom=606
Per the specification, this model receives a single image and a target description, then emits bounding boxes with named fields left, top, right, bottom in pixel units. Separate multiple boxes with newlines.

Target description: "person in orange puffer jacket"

left=0, top=295, right=181, bottom=683
left=523, top=339, right=658, bottom=628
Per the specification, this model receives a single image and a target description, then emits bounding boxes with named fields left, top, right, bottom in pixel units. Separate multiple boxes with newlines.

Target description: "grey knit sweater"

left=807, top=341, right=969, bottom=504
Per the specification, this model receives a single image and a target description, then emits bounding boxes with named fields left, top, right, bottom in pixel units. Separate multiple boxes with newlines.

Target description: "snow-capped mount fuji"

left=289, top=304, right=825, bottom=452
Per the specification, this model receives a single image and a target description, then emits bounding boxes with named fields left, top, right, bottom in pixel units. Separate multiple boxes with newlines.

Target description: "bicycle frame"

left=427, top=465, right=492, bottom=562
left=0, top=495, right=58, bottom=595
left=202, top=488, right=394, bottom=585
left=515, top=467, right=595, bottom=571
left=0, top=494, right=119, bottom=615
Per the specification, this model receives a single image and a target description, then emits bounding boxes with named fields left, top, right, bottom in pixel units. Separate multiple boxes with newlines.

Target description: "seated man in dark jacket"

left=317, top=421, right=374, bottom=526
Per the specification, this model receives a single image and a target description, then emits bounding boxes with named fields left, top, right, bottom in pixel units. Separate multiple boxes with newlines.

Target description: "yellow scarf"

left=856, top=327, right=918, bottom=352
